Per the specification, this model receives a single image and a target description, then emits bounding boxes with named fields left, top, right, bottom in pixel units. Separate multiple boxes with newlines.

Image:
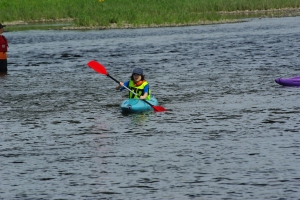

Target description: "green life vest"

left=128, top=80, right=151, bottom=100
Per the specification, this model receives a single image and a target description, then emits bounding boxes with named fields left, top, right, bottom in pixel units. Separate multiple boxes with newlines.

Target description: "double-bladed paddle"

left=87, top=60, right=166, bottom=112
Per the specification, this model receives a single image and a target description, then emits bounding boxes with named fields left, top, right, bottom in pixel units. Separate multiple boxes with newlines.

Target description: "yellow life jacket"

left=128, top=80, right=151, bottom=100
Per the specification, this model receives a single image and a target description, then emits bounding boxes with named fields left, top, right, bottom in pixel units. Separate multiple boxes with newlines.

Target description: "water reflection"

left=5, top=21, right=72, bottom=32
left=122, top=112, right=152, bottom=124
left=0, top=72, right=7, bottom=77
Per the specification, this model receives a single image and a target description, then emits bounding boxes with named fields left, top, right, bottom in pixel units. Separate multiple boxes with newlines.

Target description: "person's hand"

left=116, top=82, right=124, bottom=90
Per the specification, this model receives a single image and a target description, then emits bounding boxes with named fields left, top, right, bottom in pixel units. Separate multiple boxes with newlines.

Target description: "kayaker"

left=0, top=23, right=8, bottom=73
left=116, top=68, right=151, bottom=100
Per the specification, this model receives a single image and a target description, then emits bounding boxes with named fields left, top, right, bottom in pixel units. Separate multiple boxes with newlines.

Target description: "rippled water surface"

left=1, top=17, right=300, bottom=199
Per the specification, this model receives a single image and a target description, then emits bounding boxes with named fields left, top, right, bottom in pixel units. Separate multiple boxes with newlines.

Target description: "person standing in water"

left=0, top=23, right=8, bottom=73
left=116, top=68, right=151, bottom=100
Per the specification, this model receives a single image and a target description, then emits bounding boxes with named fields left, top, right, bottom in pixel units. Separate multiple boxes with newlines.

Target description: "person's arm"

left=116, top=82, right=124, bottom=90
left=139, top=92, right=148, bottom=100
left=116, top=81, right=129, bottom=91
left=139, top=84, right=149, bottom=100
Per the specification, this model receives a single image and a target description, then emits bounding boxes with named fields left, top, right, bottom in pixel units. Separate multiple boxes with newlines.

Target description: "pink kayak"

left=275, top=76, right=300, bottom=86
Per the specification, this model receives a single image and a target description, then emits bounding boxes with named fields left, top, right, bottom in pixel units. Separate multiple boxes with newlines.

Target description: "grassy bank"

left=1, top=0, right=300, bottom=28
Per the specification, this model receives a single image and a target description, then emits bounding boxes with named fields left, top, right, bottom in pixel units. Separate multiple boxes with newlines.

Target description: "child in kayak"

left=116, top=68, right=151, bottom=100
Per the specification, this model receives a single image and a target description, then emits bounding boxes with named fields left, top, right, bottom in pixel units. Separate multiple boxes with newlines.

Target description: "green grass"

left=1, top=0, right=300, bottom=27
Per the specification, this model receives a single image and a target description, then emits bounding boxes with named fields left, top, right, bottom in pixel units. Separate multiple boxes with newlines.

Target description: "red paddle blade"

left=87, top=60, right=108, bottom=75
left=152, top=106, right=167, bottom=112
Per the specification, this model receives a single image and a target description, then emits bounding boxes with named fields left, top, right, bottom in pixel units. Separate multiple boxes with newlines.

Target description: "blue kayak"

left=120, top=95, right=159, bottom=113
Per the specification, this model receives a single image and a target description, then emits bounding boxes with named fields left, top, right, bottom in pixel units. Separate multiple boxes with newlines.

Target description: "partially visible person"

left=116, top=68, right=151, bottom=100
left=0, top=23, right=8, bottom=72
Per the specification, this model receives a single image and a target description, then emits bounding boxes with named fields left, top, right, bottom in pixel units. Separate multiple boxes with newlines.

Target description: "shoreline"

left=62, top=19, right=247, bottom=30
left=3, top=7, right=300, bottom=30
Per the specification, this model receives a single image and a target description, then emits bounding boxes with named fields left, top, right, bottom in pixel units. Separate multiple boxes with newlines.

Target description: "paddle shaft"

left=107, top=74, right=155, bottom=107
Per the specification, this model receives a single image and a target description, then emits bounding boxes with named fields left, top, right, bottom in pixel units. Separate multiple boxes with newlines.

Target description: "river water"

left=1, top=16, right=300, bottom=199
